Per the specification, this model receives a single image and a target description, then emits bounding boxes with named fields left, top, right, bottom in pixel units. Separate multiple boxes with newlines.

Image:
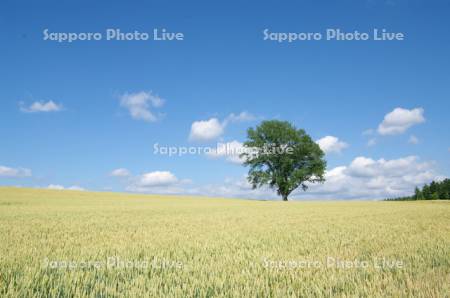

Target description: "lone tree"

left=241, top=120, right=326, bottom=201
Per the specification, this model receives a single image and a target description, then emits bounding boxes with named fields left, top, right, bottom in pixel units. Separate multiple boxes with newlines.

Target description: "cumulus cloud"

left=136, top=171, right=178, bottom=187
left=113, top=154, right=441, bottom=201
left=189, top=118, right=225, bottom=142
left=187, top=155, right=443, bottom=200
left=110, top=168, right=131, bottom=177
left=377, top=107, right=425, bottom=135
left=20, top=100, right=64, bottom=113
left=125, top=171, right=193, bottom=194
left=316, top=136, right=348, bottom=154
left=120, top=91, right=164, bottom=122
left=124, top=175, right=273, bottom=200
left=47, top=184, right=65, bottom=190
left=47, top=184, right=85, bottom=191
left=296, top=155, right=441, bottom=200
left=187, top=177, right=278, bottom=200
left=206, top=141, right=246, bottom=164
left=189, top=112, right=256, bottom=142
left=0, top=165, right=32, bottom=178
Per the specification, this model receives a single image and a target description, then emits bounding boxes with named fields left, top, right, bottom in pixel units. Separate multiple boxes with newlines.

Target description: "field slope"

left=0, top=187, right=449, bottom=297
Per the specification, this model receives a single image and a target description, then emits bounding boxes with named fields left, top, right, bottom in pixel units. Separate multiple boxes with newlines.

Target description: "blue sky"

left=1, top=0, right=449, bottom=199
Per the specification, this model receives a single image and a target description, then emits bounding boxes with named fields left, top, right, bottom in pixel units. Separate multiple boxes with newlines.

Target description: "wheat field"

left=0, top=187, right=449, bottom=297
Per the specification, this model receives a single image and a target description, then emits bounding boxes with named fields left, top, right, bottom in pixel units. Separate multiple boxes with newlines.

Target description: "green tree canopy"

left=386, top=179, right=450, bottom=201
left=241, top=120, right=326, bottom=201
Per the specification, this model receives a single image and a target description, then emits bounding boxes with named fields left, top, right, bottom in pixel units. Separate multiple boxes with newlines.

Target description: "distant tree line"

left=385, top=179, right=450, bottom=201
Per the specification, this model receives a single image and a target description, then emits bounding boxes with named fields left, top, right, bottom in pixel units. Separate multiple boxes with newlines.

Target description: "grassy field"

left=0, top=187, right=449, bottom=297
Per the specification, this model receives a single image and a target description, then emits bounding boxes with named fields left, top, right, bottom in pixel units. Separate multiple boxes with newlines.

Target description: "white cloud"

left=110, top=168, right=131, bottom=177
left=377, top=107, right=425, bottom=135
left=408, top=135, right=419, bottom=145
left=316, top=136, right=348, bottom=154
left=120, top=91, right=164, bottom=122
left=47, top=184, right=65, bottom=190
left=135, top=171, right=178, bottom=187
left=189, top=112, right=256, bottom=142
left=189, top=155, right=443, bottom=200
left=125, top=171, right=193, bottom=194
left=115, top=152, right=442, bottom=200
left=191, top=177, right=278, bottom=200
left=189, top=118, right=224, bottom=142
left=346, top=156, right=380, bottom=177
left=67, top=186, right=85, bottom=191
left=47, top=184, right=85, bottom=191
left=223, top=111, right=256, bottom=125
left=0, top=165, right=32, bottom=178
left=296, top=155, right=442, bottom=200
left=124, top=174, right=277, bottom=200
left=206, top=141, right=246, bottom=164
left=20, top=100, right=63, bottom=113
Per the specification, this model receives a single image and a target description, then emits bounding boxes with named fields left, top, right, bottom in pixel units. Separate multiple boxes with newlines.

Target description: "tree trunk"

left=282, top=194, right=288, bottom=201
